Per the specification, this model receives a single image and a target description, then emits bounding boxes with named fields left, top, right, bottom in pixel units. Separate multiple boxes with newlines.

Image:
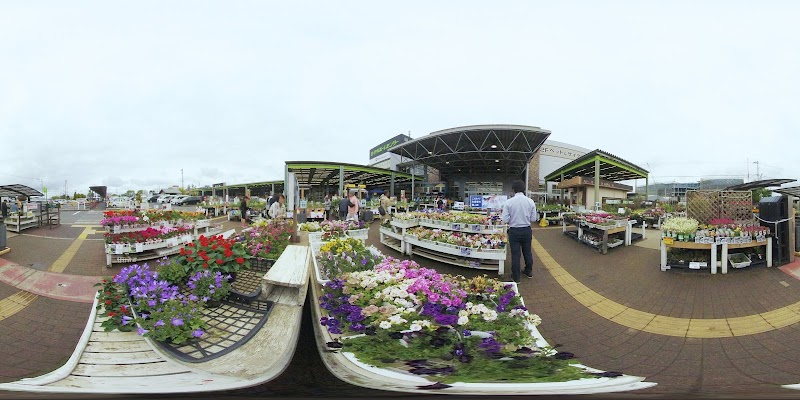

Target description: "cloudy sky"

left=1, top=1, right=798, bottom=197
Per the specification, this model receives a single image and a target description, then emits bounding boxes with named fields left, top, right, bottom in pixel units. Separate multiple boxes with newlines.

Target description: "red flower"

left=186, top=249, right=193, bottom=255
left=105, top=300, right=112, bottom=305
left=120, top=305, right=127, bottom=313
left=187, top=257, right=195, bottom=262
left=203, top=262, right=208, bottom=268
left=188, top=243, right=195, bottom=247
left=224, top=249, right=233, bottom=258
left=236, top=257, right=244, bottom=264
left=179, top=248, right=186, bottom=255
left=108, top=311, right=116, bottom=317
left=215, top=259, right=224, bottom=265
left=212, top=245, right=218, bottom=250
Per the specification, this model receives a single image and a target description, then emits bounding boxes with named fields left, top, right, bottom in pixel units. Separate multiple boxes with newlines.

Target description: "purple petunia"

left=171, top=317, right=184, bottom=326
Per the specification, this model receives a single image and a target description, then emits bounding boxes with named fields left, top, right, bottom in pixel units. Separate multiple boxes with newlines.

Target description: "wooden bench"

left=261, top=245, right=310, bottom=306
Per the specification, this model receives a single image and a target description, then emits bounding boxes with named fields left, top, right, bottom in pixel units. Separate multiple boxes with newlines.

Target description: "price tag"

left=663, top=237, right=674, bottom=245
left=460, top=247, right=472, bottom=256
left=471, top=224, right=482, bottom=232
left=689, top=262, right=707, bottom=269
left=451, top=223, right=462, bottom=231
left=757, top=236, right=766, bottom=243
left=135, top=243, right=144, bottom=253
left=114, top=244, right=124, bottom=255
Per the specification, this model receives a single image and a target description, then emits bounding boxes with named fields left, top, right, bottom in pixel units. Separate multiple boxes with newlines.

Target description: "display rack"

left=405, top=236, right=506, bottom=274
left=5, top=212, right=38, bottom=233
left=660, top=237, right=773, bottom=274
left=561, top=218, right=642, bottom=254
left=104, top=220, right=222, bottom=267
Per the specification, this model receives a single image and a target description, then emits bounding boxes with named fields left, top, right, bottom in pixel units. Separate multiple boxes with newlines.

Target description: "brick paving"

left=2, top=218, right=800, bottom=398
left=0, top=295, right=90, bottom=383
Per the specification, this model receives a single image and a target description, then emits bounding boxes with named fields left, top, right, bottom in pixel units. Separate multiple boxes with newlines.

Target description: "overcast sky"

left=1, top=1, right=798, bottom=197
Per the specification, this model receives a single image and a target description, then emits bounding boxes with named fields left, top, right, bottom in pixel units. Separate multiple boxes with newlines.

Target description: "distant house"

left=159, top=187, right=182, bottom=195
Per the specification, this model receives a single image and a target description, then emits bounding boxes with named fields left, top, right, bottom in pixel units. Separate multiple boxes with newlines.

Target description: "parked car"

left=170, top=195, right=189, bottom=204
left=156, top=195, right=173, bottom=204
left=174, top=196, right=202, bottom=206
left=147, top=195, right=160, bottom=203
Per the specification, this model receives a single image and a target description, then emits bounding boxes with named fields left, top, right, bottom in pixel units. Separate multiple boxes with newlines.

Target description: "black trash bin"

left=0, top=222, right=6, bottom=250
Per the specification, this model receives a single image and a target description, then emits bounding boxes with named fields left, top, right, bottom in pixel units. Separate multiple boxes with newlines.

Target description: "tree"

left=751, top=188, right=772, bottom=204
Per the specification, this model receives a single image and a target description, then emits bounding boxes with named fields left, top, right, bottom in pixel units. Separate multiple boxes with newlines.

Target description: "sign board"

left=299, top=200, right=308, bottom=209
left=369, top=134, right=412, bottom=159
left=452, top=201, right=465, bottom=210
left=663, top=237, right=675, bottom=245
left=469, top=195, right=483, bottom=208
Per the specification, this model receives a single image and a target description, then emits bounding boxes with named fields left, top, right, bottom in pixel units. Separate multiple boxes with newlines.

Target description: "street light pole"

left=181, top=169, right=184, bottom=190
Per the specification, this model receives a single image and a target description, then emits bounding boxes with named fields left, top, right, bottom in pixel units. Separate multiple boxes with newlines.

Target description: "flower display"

left=175, top=234, right=251, bottom=275
left=233, top=219, right=294, bottom=260
left=316, top=237, right=384, bottom=280
left=299, top=221, right=322, bottom=232
left=660, top=217, right=700, bottom=236
left=104, top=226, right=192, bottom=244
left=100, top=215, right=141, bottom=227
left=321, top=219, right=364, bottom=233
left=187, top=270, right=232, bottom=302
left=317, top=259, right=579, bottom=383
left=406, top=227, right=506, bottom=249
left=100, top=263, right=208, bottom=344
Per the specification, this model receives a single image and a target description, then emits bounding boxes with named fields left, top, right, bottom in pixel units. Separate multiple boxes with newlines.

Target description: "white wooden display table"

left=405, top=236, right=506, bottom=275
left=562, top=219, right=641, bottom=254
left=5, top=213, right=38, bottom=233
left=660, top=237, right=772, bottom=274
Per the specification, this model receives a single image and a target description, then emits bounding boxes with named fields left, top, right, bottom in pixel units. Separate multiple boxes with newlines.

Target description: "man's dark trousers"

left=507, top=226, right=533, bottom=282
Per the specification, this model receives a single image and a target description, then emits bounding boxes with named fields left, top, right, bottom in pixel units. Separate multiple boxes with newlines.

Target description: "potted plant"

left=187, top=270, right=232, bottom=307
left=175, top=234, right=251, bottom=278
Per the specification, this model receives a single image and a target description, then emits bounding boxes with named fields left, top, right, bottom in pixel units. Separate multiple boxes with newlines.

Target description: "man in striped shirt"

left=501, top=180, right=539, bottom=283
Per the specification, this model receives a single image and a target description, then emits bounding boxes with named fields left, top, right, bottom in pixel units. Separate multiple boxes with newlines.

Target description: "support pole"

left=390, top=173, right=395, bottom=198
left=560, top=172, right=565, bottom=208
left=594, top=158, right=601, bottom=211
left=339, top=165, right=345, bottom=197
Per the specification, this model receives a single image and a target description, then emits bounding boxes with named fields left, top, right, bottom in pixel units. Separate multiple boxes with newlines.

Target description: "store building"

left=387, top=124, right=551, bottom=203
left=375, top=125, right=592, bottom=204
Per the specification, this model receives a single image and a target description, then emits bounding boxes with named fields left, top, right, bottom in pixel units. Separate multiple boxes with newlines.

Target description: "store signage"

left=212, top=182, right=225, bottom=188
left=540, top=145, right=585, bottom=160
left=369, top=134, right=412, bottom=159
left=469, top=196, right=483, bottom=208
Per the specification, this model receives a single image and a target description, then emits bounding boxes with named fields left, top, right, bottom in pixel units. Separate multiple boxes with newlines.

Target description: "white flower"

left=458, top=310, right=468, bottom=318
left=412, top=319, right=431, bottom=328
left=457, top=316, right=469, bottom=325
left=388, top=314, right=407, bottom=324
left=527, top=314, right=542, bottom=326
left=409, top=323, right=422, bottom=332
left=379, top=321, right=392, bottom=329
left=483, top=310, right=498, bottom=321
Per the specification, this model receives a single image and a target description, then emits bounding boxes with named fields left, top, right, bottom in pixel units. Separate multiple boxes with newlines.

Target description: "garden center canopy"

left=774, top=185, right=800, bottom=198
left=89, top=186, right=107, bottom=198
left=197, top=180, right=284, bottom=198
left=388, top=124, right=551, bottom=177
left=543, top=149, right=649, bottom=206
left=725, top=178, right=797, bottom=191
left=286, top=161, right=413, bottom=197
left=0, top=184, right=44, bottom=198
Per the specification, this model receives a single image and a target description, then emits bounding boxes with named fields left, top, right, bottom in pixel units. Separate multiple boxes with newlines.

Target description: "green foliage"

left=135, top=299, right=207, bottom=345
left=94, top=279, right=134, bottom=332
left=342, top=332, right=592, bottom=384
left=156, top=257, right=188, bottom=285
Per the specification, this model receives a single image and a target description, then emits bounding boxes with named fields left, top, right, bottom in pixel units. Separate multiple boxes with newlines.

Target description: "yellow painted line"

left=532, top=237, right=800, bottom=338
left=49, top=227, right=94, bottom=273
left=0, top=291, right=38, bottom=320
left=0, top=248, right=10, bottom=256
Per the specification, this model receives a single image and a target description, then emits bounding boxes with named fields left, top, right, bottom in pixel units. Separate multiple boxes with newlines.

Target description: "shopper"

left=239, top=195, right=249, bottom=228
left=337, top=192, right=350, bottom=220
left=1, top=199, right=7, bottom=221
left=346, top=191, right=359, bottom=221
left=501, top=180, right=538, bottom=283
left=268, top=194, right=287, bottom=219
left=323, top=194, right=332, bottom=221
left=379, top=193, right=390, bottom=221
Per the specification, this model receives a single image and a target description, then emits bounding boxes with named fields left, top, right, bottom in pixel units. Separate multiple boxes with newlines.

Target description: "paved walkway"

left=2, top=214, right=800, bottom=398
